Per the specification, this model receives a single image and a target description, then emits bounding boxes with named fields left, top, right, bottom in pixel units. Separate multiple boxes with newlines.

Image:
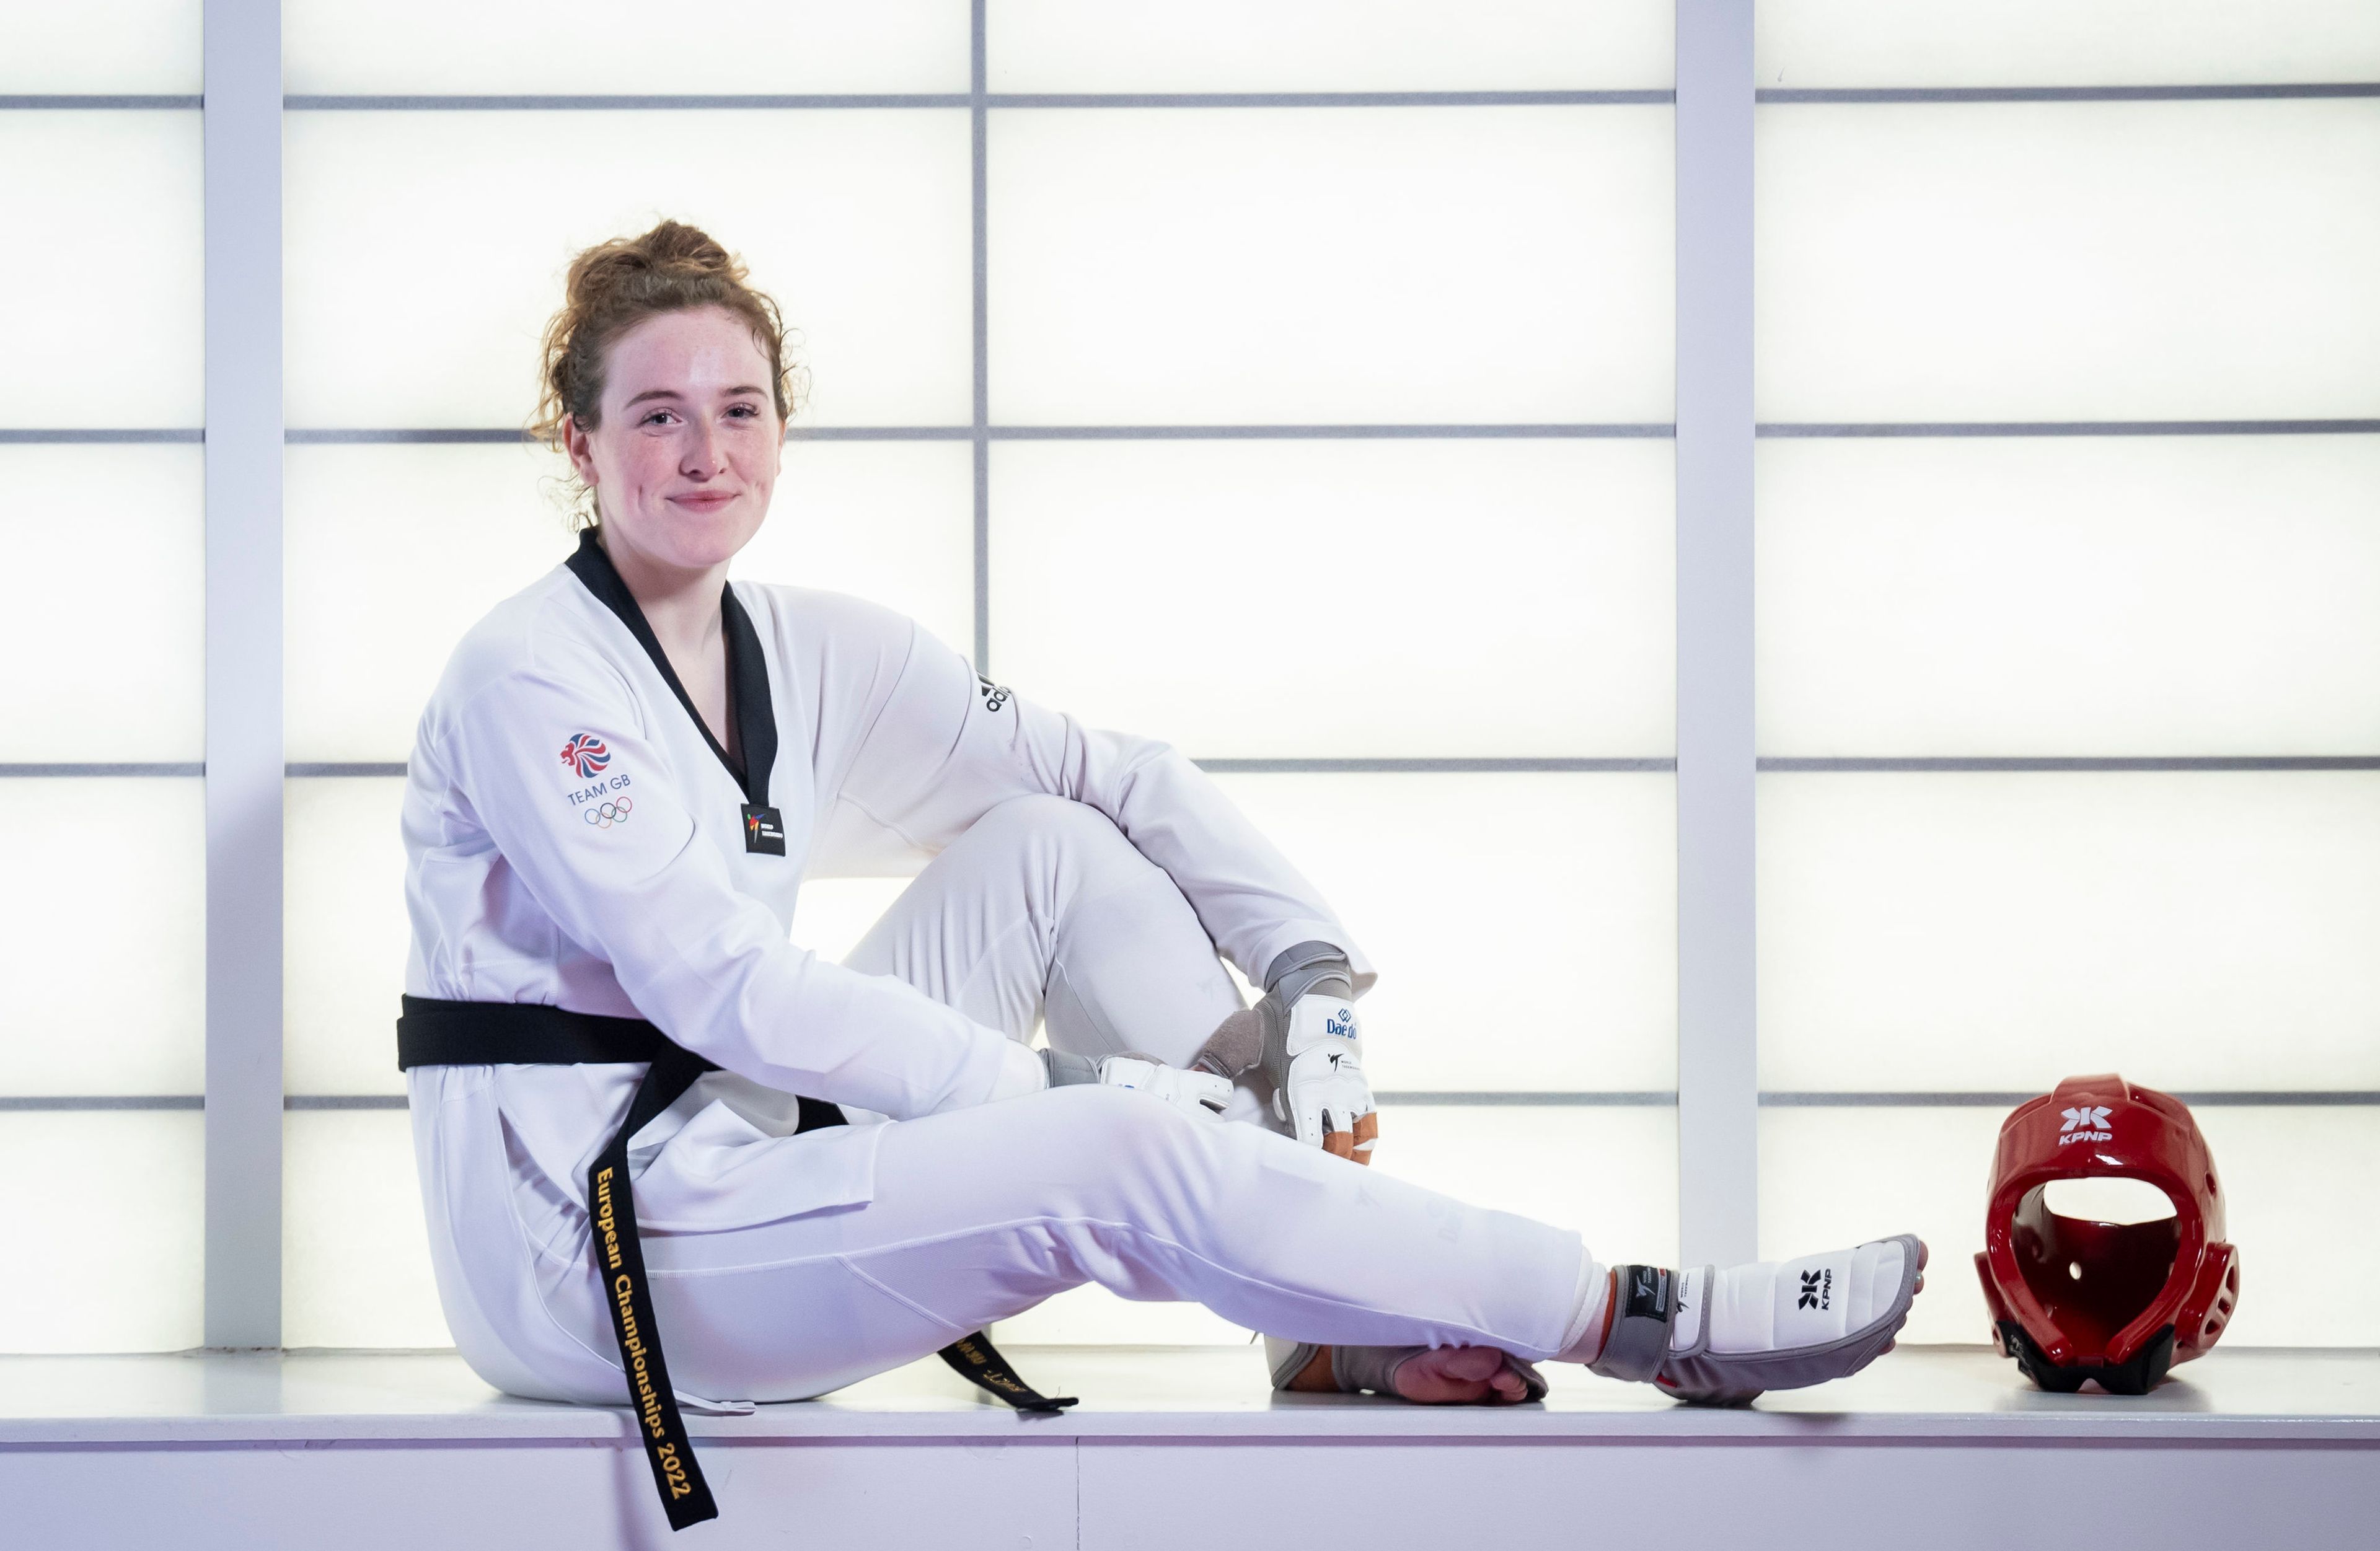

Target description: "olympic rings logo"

left=583, top=797, right=634, bottom=829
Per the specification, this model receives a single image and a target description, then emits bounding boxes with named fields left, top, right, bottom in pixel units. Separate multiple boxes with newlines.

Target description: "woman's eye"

left=726, top=403, right=758, bottom=419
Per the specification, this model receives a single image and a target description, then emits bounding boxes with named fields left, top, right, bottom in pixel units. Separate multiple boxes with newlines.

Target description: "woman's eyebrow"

left=624, top=384, right=769, bottom=408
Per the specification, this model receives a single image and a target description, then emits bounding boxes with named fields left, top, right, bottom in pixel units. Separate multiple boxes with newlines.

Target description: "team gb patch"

left=560, top=733, right=611, bottom=780
left=562, top=732, right=635, bottom=825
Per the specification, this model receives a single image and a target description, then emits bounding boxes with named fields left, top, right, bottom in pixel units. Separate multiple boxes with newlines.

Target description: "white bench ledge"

left=4, top=1344, right=2376, bottom=1447
left=9, top=1348, right=2378, bottom=1549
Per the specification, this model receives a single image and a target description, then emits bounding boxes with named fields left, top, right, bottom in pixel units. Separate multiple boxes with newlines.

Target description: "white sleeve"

left=434, top=655, right=1020, bottom=1120
left=831, top=623, right=1373, bottom=993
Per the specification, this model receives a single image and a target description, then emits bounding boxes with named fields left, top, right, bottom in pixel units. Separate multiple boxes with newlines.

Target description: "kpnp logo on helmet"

left=560, top=733, right=611, bottom=780
left=2058, top=1105, right=2113, bottom=1146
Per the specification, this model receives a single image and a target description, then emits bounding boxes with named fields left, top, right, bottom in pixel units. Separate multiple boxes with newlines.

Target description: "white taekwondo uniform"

left=402, top=530, right=1595, bottom=1414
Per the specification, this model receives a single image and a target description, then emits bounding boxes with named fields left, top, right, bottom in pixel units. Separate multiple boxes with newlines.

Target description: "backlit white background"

left=1, top=1, right=2373, bottom=1359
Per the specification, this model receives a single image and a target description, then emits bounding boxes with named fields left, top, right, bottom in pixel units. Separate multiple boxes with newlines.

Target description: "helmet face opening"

left=2009, top=1184, right=2180, bottom=1356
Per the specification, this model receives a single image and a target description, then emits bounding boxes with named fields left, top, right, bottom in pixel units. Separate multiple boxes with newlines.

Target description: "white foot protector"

left=1591, top=1236, right=1923, bottom=1405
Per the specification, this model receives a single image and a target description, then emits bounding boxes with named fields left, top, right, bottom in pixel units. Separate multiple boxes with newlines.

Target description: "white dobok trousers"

left=509, top=796, right=1594, bottom=1403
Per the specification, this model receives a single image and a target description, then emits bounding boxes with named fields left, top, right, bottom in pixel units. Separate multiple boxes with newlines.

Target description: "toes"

left=1444, top=1347, right=1505, bottom=1381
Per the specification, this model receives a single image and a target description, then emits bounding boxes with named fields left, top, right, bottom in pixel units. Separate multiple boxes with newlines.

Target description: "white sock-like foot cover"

left=1590, top=1235, right=1921, bottom=1405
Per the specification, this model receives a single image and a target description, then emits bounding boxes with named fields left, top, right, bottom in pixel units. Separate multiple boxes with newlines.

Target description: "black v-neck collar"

left=566, top=527, right=778, bottom=809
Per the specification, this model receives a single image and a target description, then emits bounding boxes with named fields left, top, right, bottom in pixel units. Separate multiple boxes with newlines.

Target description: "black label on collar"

left=741, top=804, right=787, bottom=856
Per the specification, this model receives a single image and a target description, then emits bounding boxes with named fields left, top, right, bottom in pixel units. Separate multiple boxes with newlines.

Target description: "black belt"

left=397, top=995, right=1075, bottom=1532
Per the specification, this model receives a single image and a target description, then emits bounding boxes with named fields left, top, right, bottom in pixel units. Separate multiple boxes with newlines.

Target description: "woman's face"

left=566, top=305, right=782, bottom=574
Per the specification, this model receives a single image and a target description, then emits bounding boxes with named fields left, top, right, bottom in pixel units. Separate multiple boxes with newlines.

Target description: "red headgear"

left=1975, top=1074, right=2239, bottom=1394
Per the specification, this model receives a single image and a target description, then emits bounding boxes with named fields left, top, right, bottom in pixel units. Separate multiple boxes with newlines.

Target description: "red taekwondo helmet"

left=1975, top=1074, right=2239, bottom=1395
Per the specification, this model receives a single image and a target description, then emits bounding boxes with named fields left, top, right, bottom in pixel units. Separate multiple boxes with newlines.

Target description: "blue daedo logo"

left=560, top=733, right=611, bottom=780
left=1325, top=1008, right=1357, bottom=1039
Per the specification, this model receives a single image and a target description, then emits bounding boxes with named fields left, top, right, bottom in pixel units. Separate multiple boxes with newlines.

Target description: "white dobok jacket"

left=402, top=531, right=1367, bottom=1399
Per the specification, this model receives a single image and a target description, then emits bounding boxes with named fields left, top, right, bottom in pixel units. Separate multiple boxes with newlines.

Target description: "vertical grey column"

left=1673, top=0, right=1758, bottom=1268
left=969, top=0, right=992, bottom=674
left=202, top=0, right=283, bottom=1348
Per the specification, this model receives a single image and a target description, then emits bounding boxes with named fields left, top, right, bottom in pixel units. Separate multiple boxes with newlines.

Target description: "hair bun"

left=562, top=219, right=741, bottom=310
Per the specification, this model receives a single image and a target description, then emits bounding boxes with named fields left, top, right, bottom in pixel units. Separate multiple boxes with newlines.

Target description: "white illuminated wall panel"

left=1211, top=773, right=1676, bottom=1095
left=1000, top=1104, right=1675, bottom=1345
left=0, top=2, right=199, bottom=92
left=1762, top=1104, right=2049, bottom=1348
left=0, top=112, right=201, bottom=428
left=1757, top=436, right=2380, bottom=757
left=991, top=439, right=1673, bottom=758
left=2187, top=1106, right=2380, bottom=1346
left=285, top=441, right=973, bottom=763
left=1762, top=1104, right=2380, bottom=1347
left=283, top=110, right=970, bottom=429
left=1757, top=102, right=2380, bottom=423
left=284, top=444, right=576, bottom=763
left=1758, top=1, right=2380, bottom=88
left=733, top=439, right=974, bottom=655
left=0, top=446, right=203, bottom=761
left=989, top=107, right=1673, bottom=425
left=284, top=0, right=966, bottom=95
left=1758, top=773, right=2380, bottom=1093
left=285, top=778, right=410, bottom=1097
left=0, top=1113, right=203, bottom=1352
left=990, top=1, right=1672, bottom=92
left=0, top=780, right=203, bottom=1096
left=284, top=1110, right=452, bottom=1349
left=1385, top=1105, right=1678, bottom=1267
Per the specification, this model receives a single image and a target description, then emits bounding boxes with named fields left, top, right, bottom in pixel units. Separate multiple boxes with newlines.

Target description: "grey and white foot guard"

left=1590, top=1236, right=1924, bottom=1405
left=1264, top=1337, right=1548, bottom=1402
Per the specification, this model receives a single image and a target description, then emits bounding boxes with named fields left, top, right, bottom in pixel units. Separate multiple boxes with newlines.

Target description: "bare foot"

left=1391, top=1345, right=1536, bottom=1405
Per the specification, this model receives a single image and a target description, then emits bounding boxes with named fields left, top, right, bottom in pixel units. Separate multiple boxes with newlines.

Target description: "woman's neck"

left=598, top=527, right=729, bottom=661
left=596, top=527, right=737, bottom=755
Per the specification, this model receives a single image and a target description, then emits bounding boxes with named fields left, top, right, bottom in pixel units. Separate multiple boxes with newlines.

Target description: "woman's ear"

left=562, top=413, right=599, bottom=488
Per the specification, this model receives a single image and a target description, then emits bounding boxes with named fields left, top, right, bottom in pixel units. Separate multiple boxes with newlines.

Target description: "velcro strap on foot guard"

left=1587, top=1265, right=1678, bottom=1383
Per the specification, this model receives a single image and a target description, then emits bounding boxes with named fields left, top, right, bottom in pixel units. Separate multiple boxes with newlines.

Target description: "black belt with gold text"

left=396, top=995, right=1075, bottom=1532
